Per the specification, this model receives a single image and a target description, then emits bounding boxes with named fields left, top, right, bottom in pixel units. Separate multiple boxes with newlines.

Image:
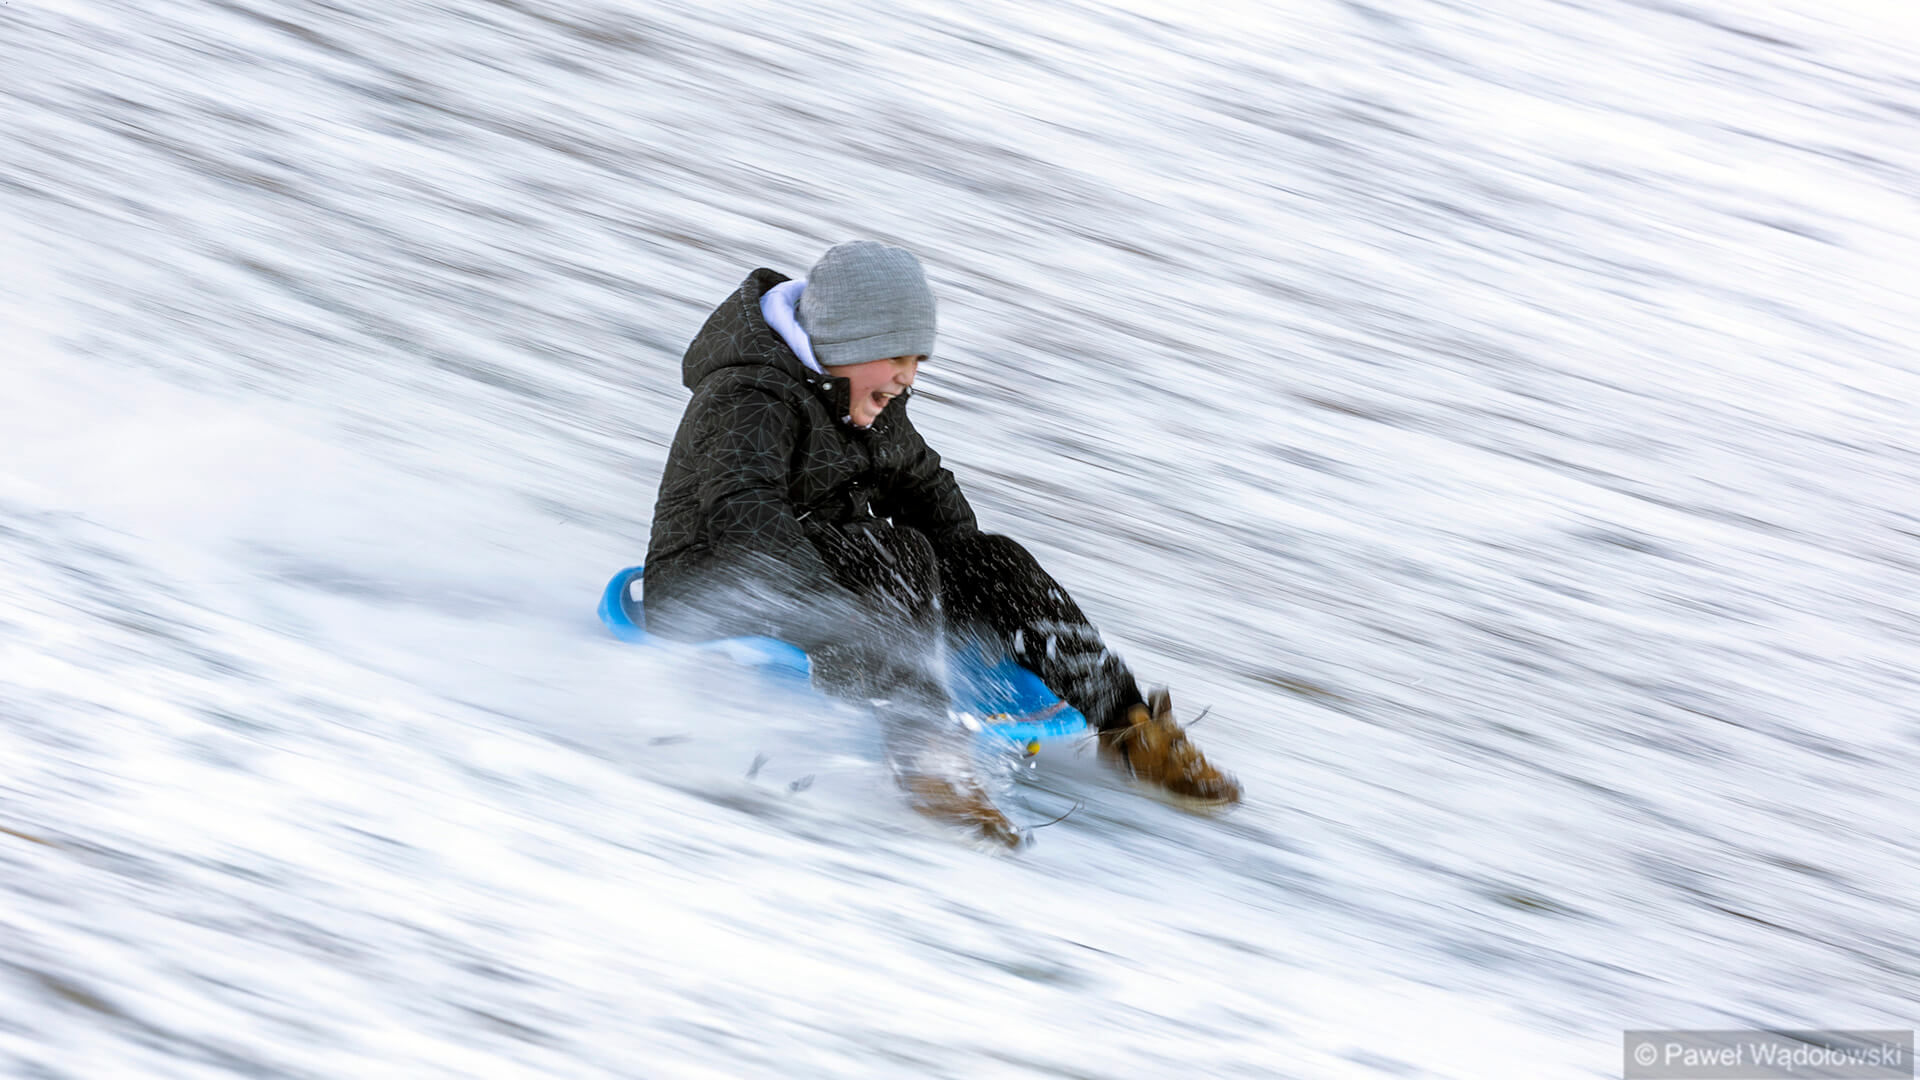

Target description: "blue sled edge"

left=598, top=565, right=811, bottom=680
left=597, top=565, right=1088, bottom=744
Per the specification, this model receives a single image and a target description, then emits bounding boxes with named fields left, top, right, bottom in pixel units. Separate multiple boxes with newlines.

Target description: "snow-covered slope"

left=3, top=0, right=1916, bottom=1076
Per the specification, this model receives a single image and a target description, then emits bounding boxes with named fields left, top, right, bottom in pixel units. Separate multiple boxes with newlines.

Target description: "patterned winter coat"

left=643, top=268, right=979, bottom=611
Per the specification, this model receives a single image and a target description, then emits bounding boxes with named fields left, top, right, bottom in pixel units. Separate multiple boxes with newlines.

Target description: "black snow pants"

left=644, top=524, right=1144, bottom=734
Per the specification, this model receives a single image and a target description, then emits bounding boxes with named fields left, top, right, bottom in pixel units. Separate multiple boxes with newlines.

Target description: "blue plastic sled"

left=597, top=566, right=1088, bottom=750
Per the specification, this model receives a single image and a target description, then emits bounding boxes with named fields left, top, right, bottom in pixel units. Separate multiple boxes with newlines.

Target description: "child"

left=644, top=240, right=1239, bottom=846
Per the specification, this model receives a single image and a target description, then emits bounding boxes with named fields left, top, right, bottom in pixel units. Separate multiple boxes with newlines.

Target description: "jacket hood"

left=681, top=269, right=814, bottom=390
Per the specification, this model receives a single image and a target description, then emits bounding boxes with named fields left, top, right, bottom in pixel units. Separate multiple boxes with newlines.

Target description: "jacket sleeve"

left=690, top=381, right=839, bottom=589
left=882, top=426, right=981, bottom=550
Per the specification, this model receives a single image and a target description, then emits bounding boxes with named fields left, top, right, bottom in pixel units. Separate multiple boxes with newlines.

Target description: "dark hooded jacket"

left=643, top=269, right=978, bottom=615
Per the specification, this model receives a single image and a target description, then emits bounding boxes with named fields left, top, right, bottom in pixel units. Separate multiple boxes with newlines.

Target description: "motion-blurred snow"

left=3, top=0, right=1917, bottom=1076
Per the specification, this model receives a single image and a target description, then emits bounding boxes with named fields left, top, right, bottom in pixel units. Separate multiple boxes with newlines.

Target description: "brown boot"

left=1101, top=688, right=1242, bottom=808
left=899, top=770, right=1026, bottom=849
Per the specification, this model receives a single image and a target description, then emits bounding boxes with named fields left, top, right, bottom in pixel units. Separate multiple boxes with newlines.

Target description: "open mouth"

left=870, top=391, right=897, bottom=409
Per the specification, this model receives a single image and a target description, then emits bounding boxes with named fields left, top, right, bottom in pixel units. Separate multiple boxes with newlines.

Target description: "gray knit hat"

left=796, top=241, right=937, bottom=368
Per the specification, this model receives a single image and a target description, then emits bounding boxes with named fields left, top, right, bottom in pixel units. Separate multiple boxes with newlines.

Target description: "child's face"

left=836, top=354, right=923, bottom=428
